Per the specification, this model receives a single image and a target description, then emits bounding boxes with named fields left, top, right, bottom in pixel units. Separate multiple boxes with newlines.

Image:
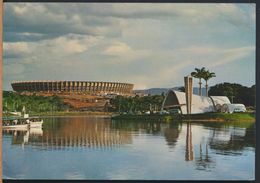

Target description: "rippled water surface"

left=3, top=116, right=255, bottom=180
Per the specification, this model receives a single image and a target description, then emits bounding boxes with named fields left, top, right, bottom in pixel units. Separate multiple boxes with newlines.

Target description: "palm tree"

left=202, top=70, right=216, bottom=97
left=191, top=67, right=206, bottom=96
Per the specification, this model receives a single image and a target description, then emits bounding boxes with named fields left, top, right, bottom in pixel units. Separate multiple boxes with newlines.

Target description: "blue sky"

left=3, top=3, right=255, bottom=90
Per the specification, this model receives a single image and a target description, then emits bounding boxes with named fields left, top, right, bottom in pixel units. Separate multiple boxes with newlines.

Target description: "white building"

left=162, top=90, right=245, bottom=114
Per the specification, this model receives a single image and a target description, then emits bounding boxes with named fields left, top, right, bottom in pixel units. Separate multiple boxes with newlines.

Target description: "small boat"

left=2, top=116, right=43, bottom=130
left=3, top=119, right=29, bottom=130
left=28, top=118, right=43, bottom=128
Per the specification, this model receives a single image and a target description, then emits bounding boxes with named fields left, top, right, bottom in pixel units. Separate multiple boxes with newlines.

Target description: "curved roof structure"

left=210, top=96, right=231, bottom=105
left=162, top=90, right=215, bottom=114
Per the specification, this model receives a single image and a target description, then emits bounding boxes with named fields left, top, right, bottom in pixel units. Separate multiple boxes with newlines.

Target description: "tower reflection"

left=185, top=123, right=194, bottom=161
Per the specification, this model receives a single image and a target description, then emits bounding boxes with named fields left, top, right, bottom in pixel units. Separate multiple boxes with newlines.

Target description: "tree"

left=191, top=67, right=206, bottom=96
left=202, top=70, right=216, bottom=97
left=209, top=83, right=255, bottom=107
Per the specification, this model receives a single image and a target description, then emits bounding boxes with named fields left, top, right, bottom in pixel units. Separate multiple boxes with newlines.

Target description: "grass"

left=29, top=111, right=112, bottom=117
left=112, top=112, right=255, bottom=122
left=183, top=112, right=255, bottom=122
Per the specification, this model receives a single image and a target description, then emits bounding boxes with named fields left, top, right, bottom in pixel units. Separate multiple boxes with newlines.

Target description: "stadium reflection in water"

left=3, top=117, right=133, bottom=150
left=3, top=116, right=255, bottom=180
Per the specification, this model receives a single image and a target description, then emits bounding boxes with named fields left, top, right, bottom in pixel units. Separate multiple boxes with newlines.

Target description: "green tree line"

left=2, top=91, right=69, bottom=113
left=209, top=83, right=255, bottom=107
left=109, top=94, right=164, bottom=114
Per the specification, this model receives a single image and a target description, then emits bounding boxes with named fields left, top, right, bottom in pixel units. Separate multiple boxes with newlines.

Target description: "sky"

left=3, top=3, right=256, bottom=90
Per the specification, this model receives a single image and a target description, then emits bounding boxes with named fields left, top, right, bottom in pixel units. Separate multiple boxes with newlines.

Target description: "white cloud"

left=50, top=35, right=98, bottom=54
left=3, top=3, right=255, bottom=90
left=104, top=41, right=133, bottom=56
left=176, top=46, right=255, bottom=67
left=212, top=46, right=255, bottom=67
left=4, top=42, right=31, bottom=58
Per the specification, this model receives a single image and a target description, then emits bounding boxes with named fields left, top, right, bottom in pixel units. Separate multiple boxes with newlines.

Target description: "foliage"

left=2, top=91, right=69, bottom=113
left=208, top=83, right=255, bottom=107
left=202, top=70, right=216, bottom=96
left=191, top=67, right=206, bottom=81
left=184, top=112, right=255, bottom=122
left=191, top=67, right=206, bottom=96
left=110, top=94, right=165, bottom=113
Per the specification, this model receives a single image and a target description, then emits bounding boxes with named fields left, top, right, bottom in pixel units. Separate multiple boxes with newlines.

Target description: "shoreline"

left=4, top=111, right=255, bottom=122
left=111, top=112, right=255, bottom=122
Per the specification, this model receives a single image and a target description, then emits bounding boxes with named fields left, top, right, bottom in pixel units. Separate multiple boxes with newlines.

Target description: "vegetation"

left=202, top=70, right=216, bottom=97
left=191, top=67, right=206, bottom=96
left=112, top=114, right=177, bottom=122
left=112, top=112, right=255, bottom=122
left=2, top=91, right=69, bottom=115
left=209, top=83, right=255, bottom=107
left=109, top=94, right=164, bottom=114
left=183, top=112, right=255, bottom=122
left=191, top=67, right=216, bottom=97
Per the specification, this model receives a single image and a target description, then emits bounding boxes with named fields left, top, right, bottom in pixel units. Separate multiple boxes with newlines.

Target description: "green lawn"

left=182, top=112, right=255, bottom=122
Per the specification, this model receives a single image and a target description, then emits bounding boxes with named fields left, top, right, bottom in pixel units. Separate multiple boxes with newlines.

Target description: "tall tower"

left=184, top=76, right=193, bottom=114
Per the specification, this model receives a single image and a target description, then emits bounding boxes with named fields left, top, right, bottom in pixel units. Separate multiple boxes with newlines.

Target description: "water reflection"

left=111, top=120, right=182, bottom=148
left=185, top=123, right=193, bottom=161
left=3, top=117, right=133, bottom=150
left=2, top=117, right=255, bottom=179
left=207, top=123, right=255, bottom=156
left=3, top=118, right=255, bottom=156
left=195, top=144, right=215, bottom=171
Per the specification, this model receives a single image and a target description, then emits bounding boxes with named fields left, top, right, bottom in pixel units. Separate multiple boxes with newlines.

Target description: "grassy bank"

left=112, top=112, right=255, bottom=122
left=111, top=114, right=178, bottom=122
left=182, top=112, right=255, bottom=122
left=29, top=111, right=113, bottom=117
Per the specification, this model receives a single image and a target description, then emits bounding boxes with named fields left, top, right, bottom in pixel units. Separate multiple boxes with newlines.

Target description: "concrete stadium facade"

left=11, top=81, right=134, bottom=95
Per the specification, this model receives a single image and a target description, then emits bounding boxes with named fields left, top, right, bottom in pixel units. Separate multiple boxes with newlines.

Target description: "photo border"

left=0, top=1, right=258, bottom=183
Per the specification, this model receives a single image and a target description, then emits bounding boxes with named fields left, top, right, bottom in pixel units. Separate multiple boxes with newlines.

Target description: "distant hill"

left=133, top=87, right=207, bottom=96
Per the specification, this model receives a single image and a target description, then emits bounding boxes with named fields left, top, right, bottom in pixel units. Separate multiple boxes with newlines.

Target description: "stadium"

left=11, top=81, right=134, bottom=95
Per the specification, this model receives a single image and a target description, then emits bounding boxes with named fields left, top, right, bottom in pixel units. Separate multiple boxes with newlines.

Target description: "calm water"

left=3, top=116, right=255, bottom=180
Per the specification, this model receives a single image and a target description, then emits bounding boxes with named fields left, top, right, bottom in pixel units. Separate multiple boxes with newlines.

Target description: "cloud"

left=4, top=42, right=31, bottom=58
left=4, top=3, right=254, bottom=42
left=177, top=46, right=255, bottom=67
left=3, top=3, right=255, bottom=90
left=212, top=46, right=255, bottom=67
left=48, top=34, right=100, bottom=54
left=104, top=41, right=133, bottom=56
left=4, top=34, right=101, bottom=60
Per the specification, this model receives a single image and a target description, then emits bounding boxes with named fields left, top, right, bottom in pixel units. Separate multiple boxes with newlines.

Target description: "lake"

left=2, top=116, right=255, bottom=180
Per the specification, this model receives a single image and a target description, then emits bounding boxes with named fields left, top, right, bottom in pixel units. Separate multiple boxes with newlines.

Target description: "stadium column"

left=104, top=82, right=108, bottom=93
left=71, top=81, right=73, bottom=93
left=51, top=81, right=54, bottom=93
left=47, top=82, right=50, bottom=93
left=82, top=82, right=86, bottom=93
left=66, top=81, right=69, bottom=93
left=56, top=81, right=58, bottom=93
left=97, top=82, right=100, bottom=92
left=79, top=82, right=81, bottom=93
left=113, top=83, right=117, bottom=93
left=96, top=82, right=99, bottom=92
left=92, top=82, right=95, bottom=92
left=75, top=81, right=78, bottom=93
left=122, top=84, right=125, bottom=94
left=111, top=83, right=114, bottom=93
left=61, top=81, right=64, bottom=92
left=100, top=82, right=103, bottom=92
left=116, top=83, right=120, bottom=93
left=114, top=83, right=118, bottom=93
